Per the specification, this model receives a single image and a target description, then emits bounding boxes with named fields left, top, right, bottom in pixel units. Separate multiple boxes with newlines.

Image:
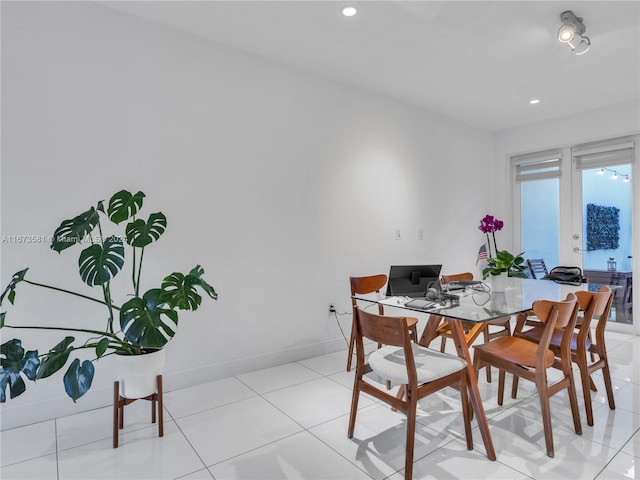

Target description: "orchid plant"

left=478, top=214, right=528, bottom=279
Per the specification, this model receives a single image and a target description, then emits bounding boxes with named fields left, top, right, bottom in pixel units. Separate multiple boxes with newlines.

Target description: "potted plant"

left=478, top=214, right=528, bottom=290
left=0, top=189, right=217, bottom=402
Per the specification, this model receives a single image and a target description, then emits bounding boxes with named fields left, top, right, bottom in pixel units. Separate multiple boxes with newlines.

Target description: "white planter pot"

left=116, top=349, right=166, bottom=399
left=491, top=273, right=508, bottom=293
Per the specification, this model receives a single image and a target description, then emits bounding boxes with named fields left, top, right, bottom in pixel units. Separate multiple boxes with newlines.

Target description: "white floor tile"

left=163, top=376, right=256, bottom=419
left=310, top=403, right=456, bottom=480
left=263, top=377, right=374, bottom=429
left=56, top=421, right=205, bottom=479
left=0, top=420, right=56, bottom=467
left=621, top=429, right=640, bottom=458
left=176, top=468, right=215, bottom=479
left=297, top=350, right=349, bottom=376
left=175, top=396, right=303, bottom=466
left=594, top=451, right=638, bottom=480
left=236, top=362, right=322, bottom=394
left=56, top=400, right=158, bottom=451
left=0, top=453, right=58, bottom=480
left=411, top=439, right=531, bottom=480
left=208, top=430, right=372, bottom=479
left=480, top=407, right=618, bottom=479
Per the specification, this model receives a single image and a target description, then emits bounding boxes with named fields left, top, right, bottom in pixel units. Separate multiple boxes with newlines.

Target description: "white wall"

left=0, top=2, right=494, bottom=428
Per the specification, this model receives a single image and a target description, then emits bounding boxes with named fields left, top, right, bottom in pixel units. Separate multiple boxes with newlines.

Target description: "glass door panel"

left=580, top=164, right=633, bottom=325
left=520, top=178, right=560, bottom=271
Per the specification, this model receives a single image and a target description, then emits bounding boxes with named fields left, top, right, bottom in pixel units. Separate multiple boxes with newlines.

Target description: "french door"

left=513, top=136, right=637, bottom=334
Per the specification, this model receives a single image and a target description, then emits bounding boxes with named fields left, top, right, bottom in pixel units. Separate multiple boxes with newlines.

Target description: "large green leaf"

left=36, top=337, right=75, bottom=379
left=0, top=339, right=40, bottom=402
left=51, top=208, right=100, bottom=253
left=161, top=266, right=217, bottom=311
left=63, top=358, right=94, bottom=402
left=120, top=289, right=178, bottom=348
left=78, top=236, right=125, bottom=286
left=0, top=268, right=29, bottom=307
left=160, top=272, right=201, bottom=310
left=107, top=190, right=145, bottom=225
left=186, top=265, right=218, bottom=302
left=125, top=212, right=167, bottom=248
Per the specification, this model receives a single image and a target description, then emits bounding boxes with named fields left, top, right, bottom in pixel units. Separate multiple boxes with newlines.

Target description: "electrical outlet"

left=328, top=303, right=336, bottom=313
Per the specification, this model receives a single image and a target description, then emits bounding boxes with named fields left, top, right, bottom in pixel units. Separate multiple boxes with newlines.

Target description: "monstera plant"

left=0, top=190, right=217, bottom=402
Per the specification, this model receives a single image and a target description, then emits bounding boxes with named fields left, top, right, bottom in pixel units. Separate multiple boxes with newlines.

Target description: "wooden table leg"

left=418, top=314, right=443, bottom=347
left=447, top=319, right=497, bottom=461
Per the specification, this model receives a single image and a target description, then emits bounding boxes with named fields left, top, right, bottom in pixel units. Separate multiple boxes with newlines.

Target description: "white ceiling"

left=102, top=1, right=640, bottom=132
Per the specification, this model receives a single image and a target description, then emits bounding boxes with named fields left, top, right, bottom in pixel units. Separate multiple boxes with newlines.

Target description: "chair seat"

left=473, top=336, right=555, bottom=369
left=369, top=344, right=467, bottom=385
left=518, top=326, right=591, bottom=351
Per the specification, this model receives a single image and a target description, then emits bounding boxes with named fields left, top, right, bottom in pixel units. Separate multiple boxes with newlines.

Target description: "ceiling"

left=102, top=1, right=640, bottom=132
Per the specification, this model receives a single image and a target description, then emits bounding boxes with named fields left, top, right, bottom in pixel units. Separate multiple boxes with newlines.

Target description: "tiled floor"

left=1, top=331, right=639, bottom=479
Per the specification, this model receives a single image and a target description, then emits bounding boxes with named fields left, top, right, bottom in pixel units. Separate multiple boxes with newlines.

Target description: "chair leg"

left=404, top=387, right=417, bottom=480
left=601, top=359, right=616, bottom=411
left=347, top=380, right=360, bottom=438
left=511, top=375, right=520, bottom=399
left=440, top=336, right=447, bottom=353
left=566, top=370, right=582, bottom=436
left=537, top=384, right=555, bottom=458
left=483, top=328, right=492, bottom=382
left=497, top=369, right=506, bottom=406
left=459, top=374, right=473, bottom=450
left=577, top=354, right=595, bottom=426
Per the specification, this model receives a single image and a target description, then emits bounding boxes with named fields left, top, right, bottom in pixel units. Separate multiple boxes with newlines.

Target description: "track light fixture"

left=557, top=11, right=591, bottom=55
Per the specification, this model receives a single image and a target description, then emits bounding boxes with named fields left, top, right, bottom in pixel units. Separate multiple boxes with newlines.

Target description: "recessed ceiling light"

left=529, top=99, right=541, bottom=105
left=342, top=6, right=357, bottom=17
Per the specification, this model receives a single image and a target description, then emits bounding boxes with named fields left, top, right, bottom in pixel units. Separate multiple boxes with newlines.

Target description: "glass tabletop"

left=353, top=277, right=596, bottom=323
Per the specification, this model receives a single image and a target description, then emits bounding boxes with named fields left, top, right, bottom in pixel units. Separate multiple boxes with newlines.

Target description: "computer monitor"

left=385, top=264, right=442, bottom=298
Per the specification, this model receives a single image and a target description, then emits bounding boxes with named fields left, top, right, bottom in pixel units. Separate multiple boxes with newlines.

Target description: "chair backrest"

left=350, top=274, right=387, bottom=314
left=441, top=272, right=473, bottom=284
left=355, top=307, right=413, bottom=348
left=527, top=258, right=549, bottom=279
left=531, top=292, right=578, bottom=330
left=575, top=285, right=613, bottom=343
left=354, top=307, right=416, bottom=377
left=530, top=293, right=579, bottom=368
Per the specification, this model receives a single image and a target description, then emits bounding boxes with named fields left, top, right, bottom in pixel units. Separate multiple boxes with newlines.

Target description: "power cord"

left=330, top=309, right=351, bottom=348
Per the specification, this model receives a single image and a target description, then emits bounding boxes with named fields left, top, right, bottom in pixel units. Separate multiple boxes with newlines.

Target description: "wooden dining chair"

left=527, top=258, right=548, bottom=279
left=434, top=272, right=511, bottom=382
left=347, top=274, right=418, bottom=371
left=513, top=286, right=615, bottom=426
left=472, top=293, right=582, bottom=458
left=348, top=307, right=473, bottom=480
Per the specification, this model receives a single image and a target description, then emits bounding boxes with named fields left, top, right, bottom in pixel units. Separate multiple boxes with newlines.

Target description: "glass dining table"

left=353, top=277, right=593, bottom=461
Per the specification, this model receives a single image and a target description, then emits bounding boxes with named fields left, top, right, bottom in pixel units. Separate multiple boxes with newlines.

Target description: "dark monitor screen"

left=385, top=265, right=442, bottom=298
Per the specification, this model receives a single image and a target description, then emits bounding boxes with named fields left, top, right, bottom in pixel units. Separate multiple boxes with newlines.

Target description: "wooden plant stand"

left=113, top=374, right=164, bottom=448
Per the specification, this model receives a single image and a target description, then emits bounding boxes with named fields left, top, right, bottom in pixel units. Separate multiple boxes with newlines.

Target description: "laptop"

left=385, top=264, right=442, bottom=298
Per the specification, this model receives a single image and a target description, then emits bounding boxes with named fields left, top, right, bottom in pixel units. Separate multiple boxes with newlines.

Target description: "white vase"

left=491, top=273, right=508, bottom=293
left=116, top=348, right=165, bottom=399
